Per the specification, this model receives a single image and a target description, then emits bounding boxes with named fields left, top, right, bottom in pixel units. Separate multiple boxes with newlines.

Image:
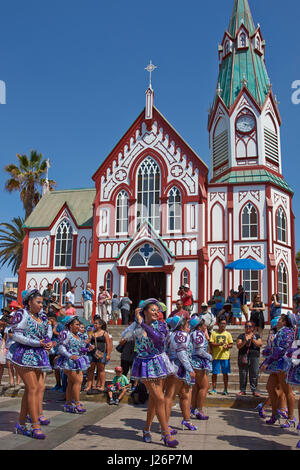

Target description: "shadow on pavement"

left=75, top=424, right=158, bottom=445
left=217, top=434, right=292, bottom=450
left=0, top=411, right=19, bottom=431
left=217, top=408, right=289, bottom=437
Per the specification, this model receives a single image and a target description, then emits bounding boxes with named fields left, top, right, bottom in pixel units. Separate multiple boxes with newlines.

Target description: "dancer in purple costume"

left=260, top=313, right=296, bottom=428
left=189, top=317, right=213, bottom=420
left=8, top=290, right=53, bottom=439
left=55, top=316, right=91, bottom=414
left=164, top=316, right=197, bottom=431
left=285, top=314, right=300, bottom=448
left=121, top=299, right=177, bottom=447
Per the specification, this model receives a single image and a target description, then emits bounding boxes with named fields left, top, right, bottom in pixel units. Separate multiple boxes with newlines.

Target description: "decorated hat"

left=140, top=298, right=162, bottom=313
left=189, top=316, right=202, bottom=331
left=166, top=315, right=185, bottom=332
left=22, top=289, right=42, bottom=307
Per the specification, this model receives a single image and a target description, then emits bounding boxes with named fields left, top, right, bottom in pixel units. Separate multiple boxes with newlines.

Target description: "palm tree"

left=4, top=150, right=56, bottom=219
left=0, top=217, right=25, bottom=275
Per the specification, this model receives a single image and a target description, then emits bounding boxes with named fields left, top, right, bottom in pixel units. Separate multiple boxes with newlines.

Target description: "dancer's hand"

left=70, top=355, right=79, bottom=360
left=190, top=372, right=196, bottom=380
left=135, top=308, right=143, bottom=324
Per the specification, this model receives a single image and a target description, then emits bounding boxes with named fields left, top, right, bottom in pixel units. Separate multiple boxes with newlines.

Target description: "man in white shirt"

left=66, top=286, right=76, bottom=306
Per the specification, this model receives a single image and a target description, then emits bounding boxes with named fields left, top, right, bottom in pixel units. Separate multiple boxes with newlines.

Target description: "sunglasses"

left=245, top=325, right=253, bottom=328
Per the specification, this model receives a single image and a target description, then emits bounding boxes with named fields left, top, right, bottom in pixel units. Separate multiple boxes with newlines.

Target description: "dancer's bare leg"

left=195, top=370, right=209, bottom=412
left=178, top=382, right=192, bottom=421
left=164, top=375, right=178, bottom=423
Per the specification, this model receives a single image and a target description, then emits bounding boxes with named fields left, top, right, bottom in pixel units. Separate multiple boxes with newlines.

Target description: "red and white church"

left=18, top=0, right=298, bottom=320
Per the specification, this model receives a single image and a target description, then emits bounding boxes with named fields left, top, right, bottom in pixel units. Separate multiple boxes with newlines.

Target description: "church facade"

left=18, top=0, right=298, bottom=319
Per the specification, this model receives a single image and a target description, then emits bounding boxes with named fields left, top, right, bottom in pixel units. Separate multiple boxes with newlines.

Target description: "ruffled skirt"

left=191, top=355, right=212, bottom=372
left=172, top=358, right=195, bottom=387
left=8, top=343, right=52, bottom=371
left=260, top=356, right=290, bottom=374
left=55, top=354, right=90, bottom=372
left=131, top=352, right=174, bottom=381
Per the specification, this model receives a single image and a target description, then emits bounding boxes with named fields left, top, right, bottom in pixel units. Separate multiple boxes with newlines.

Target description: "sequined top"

left=10, top=309, right=52, bottom=347
left=57, top=330, right=89, bottom=359
left=122, top=320, right=169, bottom=358
left=168, top=331, right=194, bottom=373
left=264, top=327, right=294, bottom=365
left=190, top=330, right=212, bottom=361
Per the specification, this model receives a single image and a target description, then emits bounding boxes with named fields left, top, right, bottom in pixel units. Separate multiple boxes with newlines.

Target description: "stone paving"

left=0, top=394, right=299, bottom=451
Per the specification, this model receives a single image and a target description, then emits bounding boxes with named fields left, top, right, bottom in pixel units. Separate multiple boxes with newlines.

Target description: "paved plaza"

left=0, top=394, right=298, bottom=451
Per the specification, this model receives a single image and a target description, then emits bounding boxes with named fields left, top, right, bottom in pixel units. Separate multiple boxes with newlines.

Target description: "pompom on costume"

left=55, top=329, right=90, bottom=372
left=7, top=309, right=52, bottom=371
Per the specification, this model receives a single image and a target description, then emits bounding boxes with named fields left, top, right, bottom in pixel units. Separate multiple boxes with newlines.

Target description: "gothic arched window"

left=105, top=271, right=113, bottom=293
left=241, top=203, right=258, bottom=239
left=53, top=280, right=61, bottom=303
left=277, top=207, right=287, bottom=243
left=116, top=190, right=129, bottom=234
left=137, top=157, right=161, bottom=231
left=55, top=219, right=73, bottom=268
left=240, top=32, right=246, bottom=48
left=278, top=262, right=288, bottom=305
left=168, top=187, right=181, bottom=231
left=62, top=279, right=71, bottom=305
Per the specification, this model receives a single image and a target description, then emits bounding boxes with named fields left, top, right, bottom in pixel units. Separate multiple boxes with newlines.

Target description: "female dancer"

left=122, top=299, right=177, bottom=447
left=164, top=316, right=197, bottom=431
left=286, top=332, right=300, bottom=448
left=189, top=317, right=213, bottom=420
left=84, top=318, right=112, bottom=392
left=256, top=317, right=287, bottom=419
left=260, top=313, right=296, bottom=428
left=55, top=316, right=91, bottom=413
left=8, top=290, right=53, bottom=439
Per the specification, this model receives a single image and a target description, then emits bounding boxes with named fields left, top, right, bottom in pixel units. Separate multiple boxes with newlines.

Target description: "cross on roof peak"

left=145, top=60, right=157, bottom=89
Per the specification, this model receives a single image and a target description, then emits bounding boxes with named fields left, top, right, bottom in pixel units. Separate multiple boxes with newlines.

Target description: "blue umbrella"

left=225, top=259, right=266, bottom=271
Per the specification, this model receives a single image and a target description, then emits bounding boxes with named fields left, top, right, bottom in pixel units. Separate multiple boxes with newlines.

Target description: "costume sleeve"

left=57, top=331, right=73, bottom=359
left=265, top=329, right=294, bottom=364
left=174, top=332, right=194, bottom=373
left=121, top=322, right=142, bottom=341
left=140, top=321, right=164, bottom=349
left=10, top=310, right=42, bottom=348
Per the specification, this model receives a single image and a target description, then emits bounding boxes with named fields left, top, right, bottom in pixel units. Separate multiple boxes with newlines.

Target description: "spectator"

left=236, top=321, right=262, bottom=397
left=65, top=302, right=76, bottom=316
left=97, top=286, right=111, bottom=323
left=0, top=322, right=6, bottom=385
left=270, top=294, right=281, bottom=325
left=238, top=285, right=249, bottom=322
left=249, top=294, right=266, bottom=338
left=178, top=285, right=193, bottom=314
left=117, top=332, right=136, bottom=379
left=118, top=292, right=132, bottom=325
left=81, top=283, right=95, bottom=323
left=158, top=298, right=167, bottom=320
left=209, top=319, right=233, bottom=396
left=66, top=286, right=76, bottom=306
left=107, top=366, right=130, bottom=405
left=216, top=303, right=233, bottom=325
left=293, top=287, right=300, bottom=311
left=170, top=299, right=191, bottom=320
left=208, top=290, right=225, bottom=317
left=4, top=325, right=21, bottom=387
left=226, top=289, right=235, bottom=304
left=85, top=318, right=112, bottom=392
left=42, top=283, right=54, bottom=312
left=111, top=294, right=120, bottom=325
left=48, top=313, right=65, bottom=391
left=231, top=292, right=242, bottom=326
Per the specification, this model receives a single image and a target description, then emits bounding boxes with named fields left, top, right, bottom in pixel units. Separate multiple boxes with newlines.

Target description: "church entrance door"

left=126, top=271, right=166, bottom=310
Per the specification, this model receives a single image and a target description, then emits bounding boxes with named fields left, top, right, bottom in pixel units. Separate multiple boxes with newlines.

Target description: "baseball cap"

left=201, top=302, right=208, bottom=308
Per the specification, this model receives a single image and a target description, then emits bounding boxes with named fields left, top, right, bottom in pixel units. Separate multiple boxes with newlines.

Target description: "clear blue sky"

left=0, top=0, right=299, bottom=282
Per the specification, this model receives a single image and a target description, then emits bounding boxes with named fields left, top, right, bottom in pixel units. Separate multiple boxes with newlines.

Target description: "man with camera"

left=178, top=284, right=193, bottom=314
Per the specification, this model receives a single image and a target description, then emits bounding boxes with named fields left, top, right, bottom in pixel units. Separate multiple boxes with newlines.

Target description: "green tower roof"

left=228, top=0, right=256, bottom=37
left=214, top=0, right=270, bottom=109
